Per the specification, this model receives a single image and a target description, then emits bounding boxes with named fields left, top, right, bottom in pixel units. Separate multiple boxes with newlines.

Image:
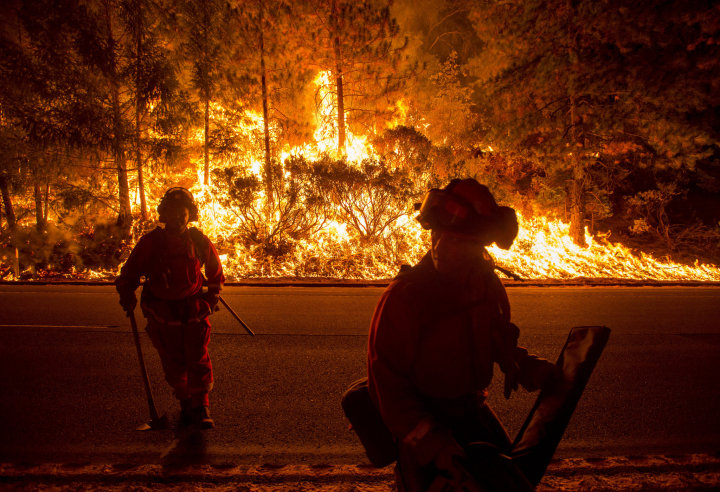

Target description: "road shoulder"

left=2, top=454, right=719, bottom=491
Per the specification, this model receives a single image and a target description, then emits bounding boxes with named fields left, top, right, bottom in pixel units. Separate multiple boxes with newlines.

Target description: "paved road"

left=0, top=284, right=719, bottom=466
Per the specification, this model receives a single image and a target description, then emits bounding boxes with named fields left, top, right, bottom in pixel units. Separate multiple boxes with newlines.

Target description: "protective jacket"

left=367, top=252, right=548, bottom=464
left=115, top=227, right=225, bottom=324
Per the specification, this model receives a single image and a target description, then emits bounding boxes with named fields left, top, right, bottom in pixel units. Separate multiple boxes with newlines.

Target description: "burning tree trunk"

left=181, top=0, right=225, bottom=187
left=568, top=93, right=586, bottom=246
left=259, top=0, right=273, bottom=206
left=204, top=99, right=210, bottom=186
left=178, top=0, right=227, bottom=187
left=307, top=0, right=408, bottom=157
left=334, top=36, right=346, bottom=154
left=566, top=0, right=586, bottom=247
left=331, top=0, right=346, bottom=155
left=568, top=161, right=586, bottom=246
left=135, top=0, right=147, bottom=219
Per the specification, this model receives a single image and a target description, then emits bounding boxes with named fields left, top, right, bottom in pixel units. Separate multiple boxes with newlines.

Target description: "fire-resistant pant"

left=395, top=393, right=512, bottom=492
left=145, top=316, right=214, bottom=408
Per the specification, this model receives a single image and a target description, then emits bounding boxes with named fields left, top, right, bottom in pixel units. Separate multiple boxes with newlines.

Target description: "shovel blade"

left=135, top=413, right=171, bottom=431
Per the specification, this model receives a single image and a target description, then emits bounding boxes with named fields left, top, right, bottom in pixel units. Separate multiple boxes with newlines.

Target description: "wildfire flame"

left=176, top=72, right=720, bottom=282
left=489, top=215, right=720, bottom=281
left=5, top=72, right=719, bottom=282
left=138, top=71, right=720, bottom=282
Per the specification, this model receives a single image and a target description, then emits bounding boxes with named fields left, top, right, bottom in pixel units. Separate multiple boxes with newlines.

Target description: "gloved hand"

left=202, top=291, right=220, bottom=312
left=434, top=438, right=466, bottom=480
left=119, top=293, right=137, bottom=315
left=524, top=359, right=561, bottom=392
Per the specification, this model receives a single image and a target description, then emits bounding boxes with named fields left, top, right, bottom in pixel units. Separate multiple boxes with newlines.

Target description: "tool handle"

left=219, top=296, right=255, bottom=336
left=128, top=309, right=161, bottom=421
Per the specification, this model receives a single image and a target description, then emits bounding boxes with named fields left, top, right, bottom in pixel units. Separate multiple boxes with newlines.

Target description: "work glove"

left=202, top=291, right=220, bottom=312
left=520, top=358, right=561, bottom=392
left=119, top=293, right=137, bottom=315
left=434, top=438, right=466, bottom=480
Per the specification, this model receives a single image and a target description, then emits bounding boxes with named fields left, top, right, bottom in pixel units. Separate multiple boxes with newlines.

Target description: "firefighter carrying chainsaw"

left=367, top=178, right=560, bottom=491
left=115, top=187, right=225, bottom=429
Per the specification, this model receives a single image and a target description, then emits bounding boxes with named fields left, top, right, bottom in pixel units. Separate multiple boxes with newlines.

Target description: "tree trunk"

left=113, top=92, right=132, bottom=232
left=0, top=175, right=16, bottom=232
left=259, top=0, right=273, bottom=206
left=568, top=162, right=586, bottom=246
left=44, top=183, right=50, bottom=222
left=106, top=2, right=132, bottom=233
left=332, top=0, right=345, bottom=154
left=333, top=38, right=345, bottom=154
left=34, top=183, right=46, bottom=232
left=136, top=0, right=147, bottom=219
left=204, top=97, right=210, bottom=186
left=566, top=0, right=586, bottom=247
left=203, top=15, right=210, bottom=187
left=335, top=62, right=345, bottom=155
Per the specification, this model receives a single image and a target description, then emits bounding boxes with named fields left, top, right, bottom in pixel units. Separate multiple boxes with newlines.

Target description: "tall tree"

left=0, top=0, right=66, bottom=234
left=7, top=0, right=188, bottom=234
left=177, top=0, right=230, bottom=186
left=232, top=0, right=313, bottom=206
left=10, top=0, right=134, bottom=232
left=306, top=0, right=413, bottom=155
left=469, top=0, right=720, bottom=245
left=121, top=0, right=178, bottom=218
left=0, top=1, right=24, bottom=234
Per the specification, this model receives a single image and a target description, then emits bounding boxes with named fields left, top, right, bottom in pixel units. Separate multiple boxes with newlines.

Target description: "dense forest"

left=1, top=0, right=719, bottom=280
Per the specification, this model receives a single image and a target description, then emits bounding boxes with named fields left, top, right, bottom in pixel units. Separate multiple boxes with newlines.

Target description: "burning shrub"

left=210, top=156, right=331, bottom=256
left=314, top=156, right=419, bottom=245
left=626, top=183, right=682, bottom=249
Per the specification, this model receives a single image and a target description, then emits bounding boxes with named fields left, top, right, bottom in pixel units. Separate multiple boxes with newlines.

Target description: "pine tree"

left=176, top=0, right=231, bottom=186
left=120, top=0, right=179, bottom=218
left=469, top=0, right=720, bottom=246
left=231, top=0, right=314, bottom=206
left=7, top=0, right=135, bottom=232
left=305, top=0, right=413, bottom=155
left=4, top=0, right=187, bottom=234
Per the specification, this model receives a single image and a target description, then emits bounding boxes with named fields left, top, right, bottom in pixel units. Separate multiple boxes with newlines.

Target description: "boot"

left=180, top=399, right=193, bottom=425
left=193, top=406, right=215, bottom=429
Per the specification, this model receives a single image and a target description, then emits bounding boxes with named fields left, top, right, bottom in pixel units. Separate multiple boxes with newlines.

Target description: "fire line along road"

left=0, top=284, right=719, bottom=466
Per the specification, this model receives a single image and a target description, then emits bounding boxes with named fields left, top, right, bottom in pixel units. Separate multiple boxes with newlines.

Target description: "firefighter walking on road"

left=115, top=187, right=225, bottom=429
left=367, top=178, right=558, bottom=491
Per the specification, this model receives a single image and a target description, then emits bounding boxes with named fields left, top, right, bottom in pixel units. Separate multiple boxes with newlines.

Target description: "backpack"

left=144, top=227, right=209, bottom=297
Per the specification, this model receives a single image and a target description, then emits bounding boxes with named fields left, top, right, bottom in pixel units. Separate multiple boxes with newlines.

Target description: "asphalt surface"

left=1, top=284, right=720, bottom=490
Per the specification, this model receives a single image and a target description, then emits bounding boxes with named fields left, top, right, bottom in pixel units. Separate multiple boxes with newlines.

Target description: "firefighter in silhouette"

left=367, top=179, right=558, bottom=491
left=115, top=187, right=225, bottom=429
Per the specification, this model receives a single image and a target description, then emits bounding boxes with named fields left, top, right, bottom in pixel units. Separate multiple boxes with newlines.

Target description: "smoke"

left=0, top=220, right=132, bottom=280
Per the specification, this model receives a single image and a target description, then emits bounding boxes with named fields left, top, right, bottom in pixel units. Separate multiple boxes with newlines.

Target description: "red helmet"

left=415, top=178, right=518, bottom=249
left=157, top=187, right=199, bottom=223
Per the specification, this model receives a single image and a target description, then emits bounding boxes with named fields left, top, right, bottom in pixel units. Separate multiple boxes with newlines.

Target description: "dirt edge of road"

left=1, top=454, right=719, bottom=491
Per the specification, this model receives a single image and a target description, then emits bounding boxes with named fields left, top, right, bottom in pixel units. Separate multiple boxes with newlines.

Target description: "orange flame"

left=121, top=73, right=720, bottom=281
left=489, top=214, right=720, bottom=281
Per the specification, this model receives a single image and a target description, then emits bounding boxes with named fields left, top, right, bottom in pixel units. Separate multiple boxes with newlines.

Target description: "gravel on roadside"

left=2, top=454, right=720, bottom=491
